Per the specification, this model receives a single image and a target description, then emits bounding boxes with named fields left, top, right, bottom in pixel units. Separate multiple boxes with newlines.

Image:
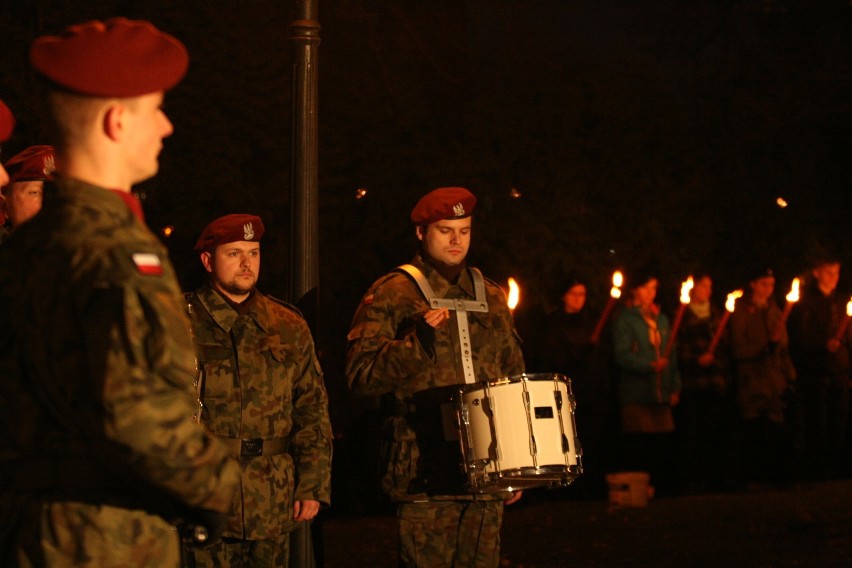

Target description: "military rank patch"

left=132, top=252, right=164, bottom=276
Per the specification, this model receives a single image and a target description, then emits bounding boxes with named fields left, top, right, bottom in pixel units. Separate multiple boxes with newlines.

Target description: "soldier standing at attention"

left=345, top=187, right=525, bottom=567
left=0, top=19, right=239, bottom=567
left=188, top=214, right=333, bottom=567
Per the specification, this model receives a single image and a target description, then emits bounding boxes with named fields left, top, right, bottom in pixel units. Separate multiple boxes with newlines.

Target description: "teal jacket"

left=613, top=304, right=682, bottom=405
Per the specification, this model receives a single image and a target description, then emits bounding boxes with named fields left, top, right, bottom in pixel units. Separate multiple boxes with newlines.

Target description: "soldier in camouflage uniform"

left=346, top=187, right=525, bottom=567
left=0, top=19, right=240, bottom=568
left=188, top=214, right=333, bottom=567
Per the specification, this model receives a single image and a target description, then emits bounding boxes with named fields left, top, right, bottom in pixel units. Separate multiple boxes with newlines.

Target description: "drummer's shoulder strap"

left=396, top=264, right=488, bottom=312
left=397, top=264, right=437, bottom=302
left=396, top=264, right=488, bottom=385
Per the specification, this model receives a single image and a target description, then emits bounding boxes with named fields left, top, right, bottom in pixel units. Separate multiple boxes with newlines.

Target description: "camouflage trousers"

left=191, top=534, right=289, bottom=568
left=17, top=501, right=181, bottom=568
left=397, top=500, right=504, bottom=568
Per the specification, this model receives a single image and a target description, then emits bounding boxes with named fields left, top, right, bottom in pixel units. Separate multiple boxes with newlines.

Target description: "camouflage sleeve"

left=345, top=275, right=437, bottom=397
left=97, top=244, right=239, bottom=514
left=290, top=318, right=333, bottom=506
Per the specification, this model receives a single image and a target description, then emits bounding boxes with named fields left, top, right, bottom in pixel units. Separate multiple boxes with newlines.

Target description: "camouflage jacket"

left=188, top=282, right=332, bottom=539
left=345, top=254, right=525, bottom=500
left=0, top=178, right=239, bottom=564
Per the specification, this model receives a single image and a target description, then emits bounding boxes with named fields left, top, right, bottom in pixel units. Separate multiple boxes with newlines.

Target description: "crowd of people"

left=528, top=261, right=852, bottom=499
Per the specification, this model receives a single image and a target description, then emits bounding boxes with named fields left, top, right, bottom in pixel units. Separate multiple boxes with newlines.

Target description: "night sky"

left=2, top=1, right=851, bottom=420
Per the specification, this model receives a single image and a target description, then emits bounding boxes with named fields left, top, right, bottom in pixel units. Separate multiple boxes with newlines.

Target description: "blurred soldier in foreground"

left=0, top=18, right=239, bottom=567
left=346, top=187, right=525, bottom=567
left=1, top=145, right=54, bottom=240
left=0, top=98, right=15, bottom=235
left=188, top=214, right=332, bottom=567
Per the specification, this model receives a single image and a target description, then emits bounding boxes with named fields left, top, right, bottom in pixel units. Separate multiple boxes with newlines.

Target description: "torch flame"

left=725, top=290, right=743, bottom=312
left=507, top=278, right=520, bottom=310
left=786, top=278, right=800, bottom=303
left=679, top=276, right=694, bottom=304
left=609, top=270, right=623, bottom=299
left=846, top=298, right=852, bottom=317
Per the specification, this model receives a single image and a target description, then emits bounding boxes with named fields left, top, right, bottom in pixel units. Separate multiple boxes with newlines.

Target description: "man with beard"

left=346, top=187, right=525, bottom=567
left=187, top=214, right=332, bottom=567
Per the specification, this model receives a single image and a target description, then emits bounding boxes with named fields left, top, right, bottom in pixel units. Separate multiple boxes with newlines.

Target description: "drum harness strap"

left=398, top=264, right=489, bottom=385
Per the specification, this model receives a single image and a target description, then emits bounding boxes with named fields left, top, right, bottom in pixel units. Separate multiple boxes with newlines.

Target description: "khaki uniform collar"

left=195, top=280, right=267, bottom=333
left=52, top=177, right=136, bottom=222
left=412, top=253, right=475, bottom=298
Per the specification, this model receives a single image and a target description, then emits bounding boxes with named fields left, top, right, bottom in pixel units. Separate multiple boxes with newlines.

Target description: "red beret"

left=0, top=99, right=13, bottom=143
left=4, top=146, right=55, bottom=188
left=30, top=18, right=189, bottom=97
left=410, top=187, right=477, bottom=225
left=195, top=214, right=265, bottom=253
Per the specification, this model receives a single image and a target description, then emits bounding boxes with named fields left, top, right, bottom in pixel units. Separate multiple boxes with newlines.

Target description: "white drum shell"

left=458, top=373, right=582, bottom=492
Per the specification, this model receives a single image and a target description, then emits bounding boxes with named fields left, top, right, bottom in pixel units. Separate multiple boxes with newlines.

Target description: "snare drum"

left=456, top=373, right=582, bottom=492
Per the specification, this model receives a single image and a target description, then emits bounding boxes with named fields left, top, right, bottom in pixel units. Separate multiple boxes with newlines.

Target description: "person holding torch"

left=788, top=256, right=851, bottom=480
left=539, top=273, right=613, bottom=498
left=729, top=267, right=797, bottom=486
left=612, top=265, right=681, bottom=497
left=673, top=273, right=737, bottom=493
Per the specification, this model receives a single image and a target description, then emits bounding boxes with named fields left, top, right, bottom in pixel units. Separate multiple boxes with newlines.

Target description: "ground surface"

left=320, top=480, right=852, bottom=567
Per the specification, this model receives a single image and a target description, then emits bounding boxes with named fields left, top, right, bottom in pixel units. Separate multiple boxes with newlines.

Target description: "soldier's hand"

left=293, top=499, right=321, bottom=521
left=504, top=490, right=523, bottom=505
left=423, top=308, right=450, bottom=328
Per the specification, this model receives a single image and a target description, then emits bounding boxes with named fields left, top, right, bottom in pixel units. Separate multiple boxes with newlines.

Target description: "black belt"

left=215, top=436, right=290, bottom=457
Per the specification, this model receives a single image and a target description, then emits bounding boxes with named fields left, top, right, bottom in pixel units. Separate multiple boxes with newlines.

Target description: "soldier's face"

left=201, top=241, right=260, bottom=301
left=416, top=217, right=471, bottom=267
left=122, top=92, right=173, bottom=184
left=2, top=180, right=43, bottom=228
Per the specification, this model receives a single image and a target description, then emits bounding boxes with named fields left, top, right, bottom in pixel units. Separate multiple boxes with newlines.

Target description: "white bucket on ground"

left=606, top=471, right=652, bottom=508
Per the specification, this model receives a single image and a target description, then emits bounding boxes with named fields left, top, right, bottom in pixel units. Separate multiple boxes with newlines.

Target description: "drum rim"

left=460, top=372, right=571, bottom=391
left=468, top=464, right=582, bottom=492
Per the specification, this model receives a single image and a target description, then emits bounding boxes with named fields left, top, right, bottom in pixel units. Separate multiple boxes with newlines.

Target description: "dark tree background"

left=2, top=0, right=851, bottom=433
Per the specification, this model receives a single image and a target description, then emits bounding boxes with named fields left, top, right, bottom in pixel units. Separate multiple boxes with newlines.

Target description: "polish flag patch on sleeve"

left=132, top=252, right=164, bottom=276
